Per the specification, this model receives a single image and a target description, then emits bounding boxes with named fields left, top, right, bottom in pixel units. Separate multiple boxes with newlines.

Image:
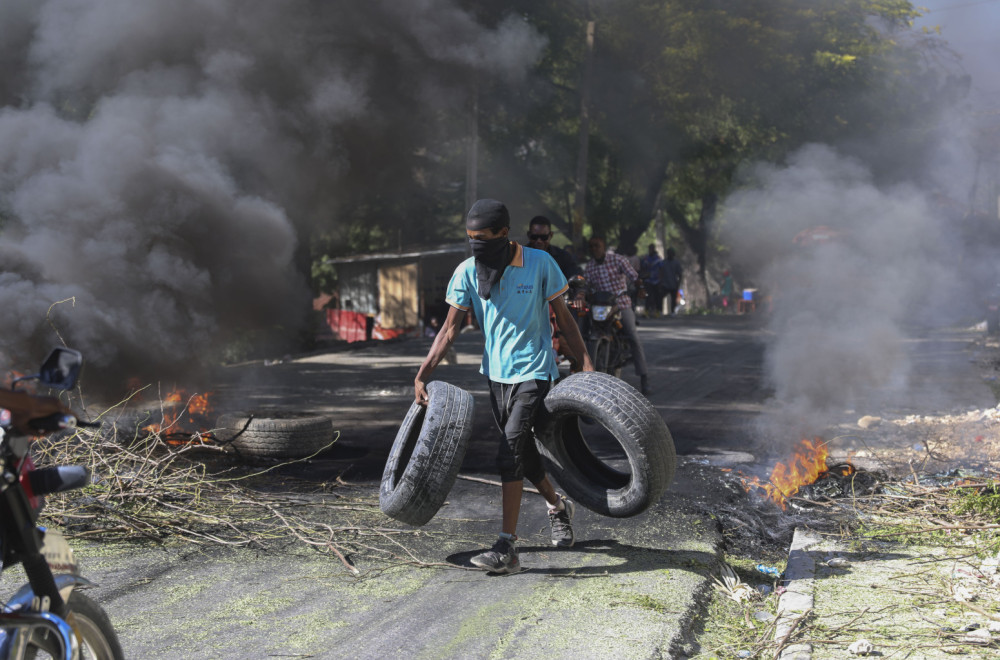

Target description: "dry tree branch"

left=29, top=396, right=435, bottom=576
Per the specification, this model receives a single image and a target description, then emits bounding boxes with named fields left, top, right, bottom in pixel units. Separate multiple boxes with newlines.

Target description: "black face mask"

left=469, top=236, right=511, bottom=300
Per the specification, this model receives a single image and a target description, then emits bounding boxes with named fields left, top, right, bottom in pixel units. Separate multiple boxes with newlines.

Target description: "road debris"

left=857, top=415, right=881, bottom=429
left=847, top=638, right=875, bottom=655
left=713, top=563, right=754, bottom=603
left=964, top=628, right=992, bottom=645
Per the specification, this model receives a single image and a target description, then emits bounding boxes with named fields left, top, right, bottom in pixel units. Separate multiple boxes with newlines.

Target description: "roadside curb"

left=776, top=527, right=822, bottom=660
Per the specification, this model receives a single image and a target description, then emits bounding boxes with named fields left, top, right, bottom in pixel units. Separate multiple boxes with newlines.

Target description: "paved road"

left=71, top=315, right=775, bottom=659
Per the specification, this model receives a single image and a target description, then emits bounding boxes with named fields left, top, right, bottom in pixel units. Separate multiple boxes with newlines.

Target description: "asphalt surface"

left=50, top=313, right=999, bottom=659
left=59, top=313, right=776, bottom=659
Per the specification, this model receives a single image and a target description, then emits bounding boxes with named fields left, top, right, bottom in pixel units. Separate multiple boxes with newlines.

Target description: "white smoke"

left=721, top=143, right=974, bottom=433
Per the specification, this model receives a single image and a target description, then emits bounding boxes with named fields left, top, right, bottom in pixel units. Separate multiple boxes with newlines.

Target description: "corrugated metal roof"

left=322, top=242, right=467, bottom=265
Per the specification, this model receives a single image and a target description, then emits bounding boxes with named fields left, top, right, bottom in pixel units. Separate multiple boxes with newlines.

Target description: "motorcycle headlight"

left=592, top=305, right=611, bottom=322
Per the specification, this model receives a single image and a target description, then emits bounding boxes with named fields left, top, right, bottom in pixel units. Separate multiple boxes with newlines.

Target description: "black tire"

left=380, top=381, right=474, bottom=526
left=609, top=336, right=627, bottom=378
left=592, top=337, right=612, bottom=375
left=535, top=371, right=676, bottom=517
left=216, top=413, right=334, bottom=459
left=26, top=590, right=125, bottom=660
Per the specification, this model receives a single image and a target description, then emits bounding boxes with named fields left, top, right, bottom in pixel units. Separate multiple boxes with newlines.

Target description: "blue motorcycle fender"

left=5, top=574, right=95, bottom=612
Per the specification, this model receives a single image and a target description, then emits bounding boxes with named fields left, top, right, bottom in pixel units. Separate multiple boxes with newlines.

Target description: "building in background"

left=320, top=243, right=468, bottom=342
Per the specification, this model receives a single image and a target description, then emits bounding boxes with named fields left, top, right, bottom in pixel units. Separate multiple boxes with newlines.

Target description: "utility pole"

left=464, top=83, right=479, bottom=260
left=465, top=84, right=479, bottom=217
left=572, top=19, right=596, bottom=249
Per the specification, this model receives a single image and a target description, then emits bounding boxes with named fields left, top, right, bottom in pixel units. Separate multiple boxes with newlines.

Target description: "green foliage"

left=954, top=484, right=1000, bottom=521
left=310, top=259, right=337, bottom=297
left=304, top=0, right=950, bottom=291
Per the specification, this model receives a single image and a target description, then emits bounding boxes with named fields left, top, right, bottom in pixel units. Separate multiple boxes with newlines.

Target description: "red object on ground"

left=372, top=325, right=410, bottom=341
left=326, top=309, right=368, bottom=343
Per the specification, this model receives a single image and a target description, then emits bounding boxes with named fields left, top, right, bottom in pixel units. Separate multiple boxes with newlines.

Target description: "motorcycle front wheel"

left=592, top=337, right=612, bottom=376
left=25, top=591, right=124, bottom=660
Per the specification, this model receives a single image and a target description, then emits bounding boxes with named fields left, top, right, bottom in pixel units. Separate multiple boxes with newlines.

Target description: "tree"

left=586, top=0, right=936, bottom=304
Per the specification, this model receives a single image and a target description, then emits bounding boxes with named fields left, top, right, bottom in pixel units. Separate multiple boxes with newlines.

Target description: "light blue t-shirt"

left=446, top=242, right=569, bottom=384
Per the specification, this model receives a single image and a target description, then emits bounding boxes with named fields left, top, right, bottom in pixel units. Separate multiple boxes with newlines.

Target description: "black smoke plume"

left=0, top=0, right=544, bottom=387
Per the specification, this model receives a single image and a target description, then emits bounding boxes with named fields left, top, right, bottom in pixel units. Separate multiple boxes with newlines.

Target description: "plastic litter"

left=912, top=443, right=923, bottom=452
left=952, top=585, right=975, bottom=602
left=848, top=639, right=875, bottom=656
left=755, top=564, right=782, bottom=578
left=736, top=651, right=752, bottom=659
left=963, top=628, right=992, bottom=645
left=825, top=557, right=850, bottom=568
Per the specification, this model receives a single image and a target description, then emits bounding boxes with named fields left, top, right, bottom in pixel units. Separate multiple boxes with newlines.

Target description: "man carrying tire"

left=415, top=199, right=594, bottom=574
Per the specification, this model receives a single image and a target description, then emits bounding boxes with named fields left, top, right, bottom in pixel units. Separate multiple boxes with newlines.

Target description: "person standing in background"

left=527, top=216, right=579, bottom=280
left=661, top=247, right=683, bottom=316
left=640, top=244, right=664, bottom=317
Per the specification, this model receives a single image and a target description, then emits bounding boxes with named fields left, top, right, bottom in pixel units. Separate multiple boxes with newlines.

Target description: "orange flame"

left=142, top=389, right=216, bottom=444
left=741, top=438, right=830, bottom=509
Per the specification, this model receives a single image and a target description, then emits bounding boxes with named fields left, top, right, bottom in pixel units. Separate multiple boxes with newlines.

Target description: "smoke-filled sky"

left=916, top=0, right=1000, bottom=99
left=0, top=0, right=544, bottom=385
left=720, top=1, right=1000, bottom=438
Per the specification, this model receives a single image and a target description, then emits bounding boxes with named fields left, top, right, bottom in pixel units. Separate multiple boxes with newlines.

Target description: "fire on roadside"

left=740, top=437, right=854, bottom=509
left=141, top=388, right=216, bottom=444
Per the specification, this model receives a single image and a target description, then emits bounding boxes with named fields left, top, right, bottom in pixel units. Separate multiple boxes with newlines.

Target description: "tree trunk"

left=465, top=84, right=478, bottom=215
left=665, top=192, right=715, bottom=309
left=571, top=19, right=596, bottom=249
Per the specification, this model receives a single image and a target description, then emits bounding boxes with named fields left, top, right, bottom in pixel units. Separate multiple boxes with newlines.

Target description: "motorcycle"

left=587, top=290, right=632, bottom=378
left=0, top=348, right=124, bottom=660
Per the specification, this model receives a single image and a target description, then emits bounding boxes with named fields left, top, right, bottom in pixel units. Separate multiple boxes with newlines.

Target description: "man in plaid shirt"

left=584, top=236, right=650, bottom=395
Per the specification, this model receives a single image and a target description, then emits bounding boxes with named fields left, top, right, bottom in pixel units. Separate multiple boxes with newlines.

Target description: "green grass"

left=954, top=484, right=1000, bottom=520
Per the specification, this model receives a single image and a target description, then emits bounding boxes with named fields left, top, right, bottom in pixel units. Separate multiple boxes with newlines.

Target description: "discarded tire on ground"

left=380, top=381, right=474, bottom=526
left=535, top=371, right=676, bottom=517
left=216, top=412, right=334, bottom=459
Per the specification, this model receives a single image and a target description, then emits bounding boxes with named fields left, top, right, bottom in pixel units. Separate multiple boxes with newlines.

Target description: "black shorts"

left=488, top=379, right=551, bottom=484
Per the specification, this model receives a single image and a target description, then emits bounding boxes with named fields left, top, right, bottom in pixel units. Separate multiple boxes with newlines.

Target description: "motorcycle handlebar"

left=28, top=465, right=90, bottom=495
left=0, top=389, right=78, bottom=436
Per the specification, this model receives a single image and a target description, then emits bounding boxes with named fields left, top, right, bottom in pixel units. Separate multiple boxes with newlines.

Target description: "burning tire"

left=216, top=412, right=334, bottom=459
left=380, top=381, right=474, bottom=526
left=535, top=371, right=675, bottom=517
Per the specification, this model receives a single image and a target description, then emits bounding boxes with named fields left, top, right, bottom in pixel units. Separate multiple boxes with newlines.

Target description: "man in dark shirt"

left=527, top=216, right=579, bottom=280
left=528, top=216, right=586, bottom=368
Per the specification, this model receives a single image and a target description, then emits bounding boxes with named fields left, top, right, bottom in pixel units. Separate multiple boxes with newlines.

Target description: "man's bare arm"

left=551, top=295, right=594, bottom=372
left=415, top=305, right=467, bottom=404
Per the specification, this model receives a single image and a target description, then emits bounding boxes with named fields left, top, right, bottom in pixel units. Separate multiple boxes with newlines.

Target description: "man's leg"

left=498, top=381, right=577, bottom=547
left=471, top=381, right=524, bottom=573
left=530, top=474, right=576, bottom=547
left=472, top=380, right=549, bottom=571
left=620, top=307, right=649, bottom=394
left=501, top=480, right=523, bottom=536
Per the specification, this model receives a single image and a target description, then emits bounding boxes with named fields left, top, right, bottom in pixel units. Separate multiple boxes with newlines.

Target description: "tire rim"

left=68, top=612, right=117, bottom=660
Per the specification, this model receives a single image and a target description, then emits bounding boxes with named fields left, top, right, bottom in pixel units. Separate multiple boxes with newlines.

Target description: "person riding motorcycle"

left=584, top=237, right=650, bottom=395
